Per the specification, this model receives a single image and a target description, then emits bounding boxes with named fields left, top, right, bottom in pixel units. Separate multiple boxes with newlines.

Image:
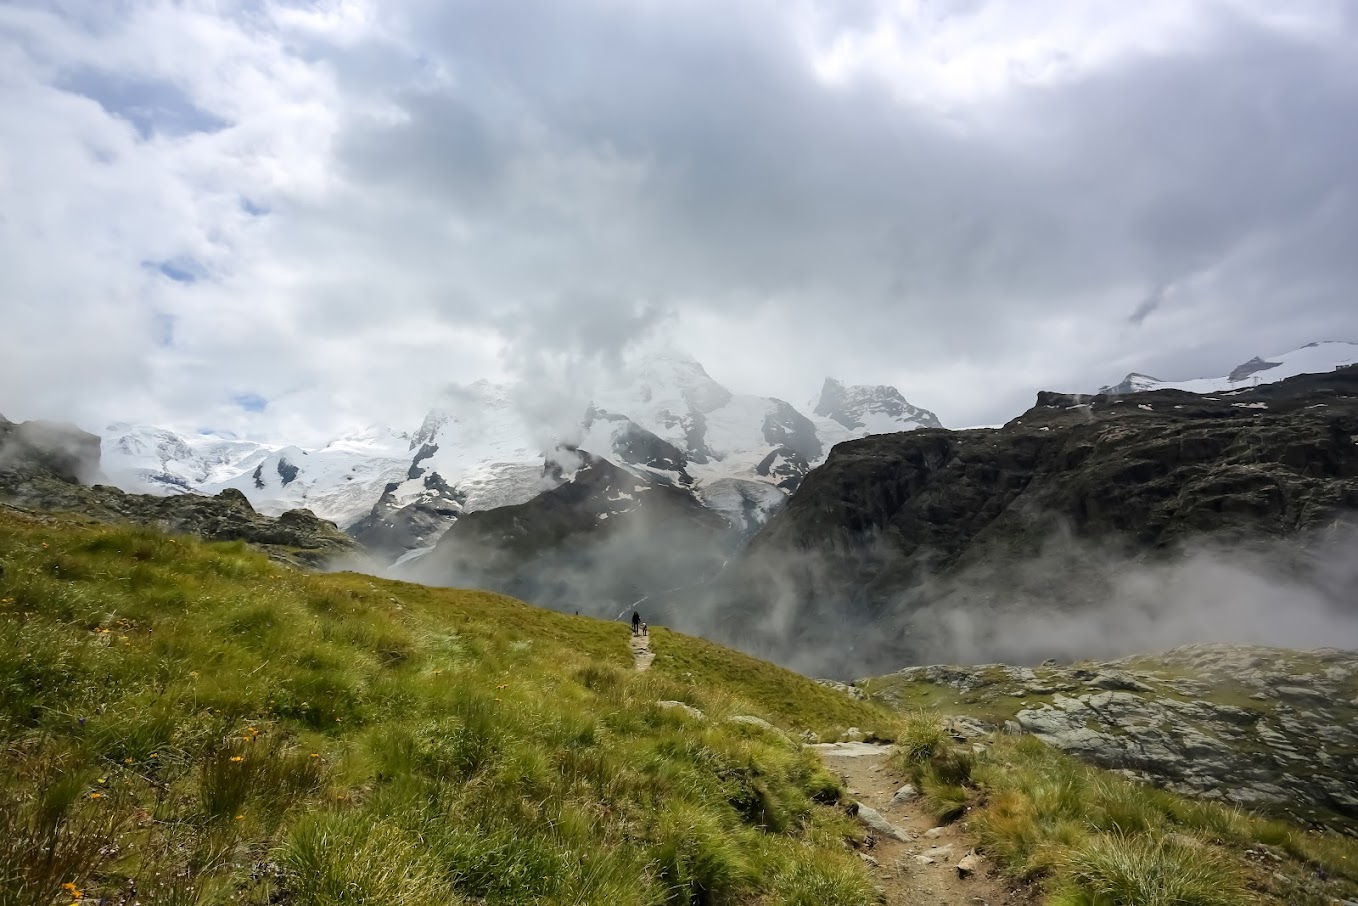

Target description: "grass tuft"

left=1049, top=833, right=1251, bottom=906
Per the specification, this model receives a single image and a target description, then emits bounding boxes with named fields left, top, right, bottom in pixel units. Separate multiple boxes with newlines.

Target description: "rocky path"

left=629, top=632, right=654, bottom=671
left=811, top=743, right=1031, bottom=906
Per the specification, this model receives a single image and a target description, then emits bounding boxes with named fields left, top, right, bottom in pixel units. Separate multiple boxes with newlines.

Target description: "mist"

left=398, top=501, right=1358, bottom=681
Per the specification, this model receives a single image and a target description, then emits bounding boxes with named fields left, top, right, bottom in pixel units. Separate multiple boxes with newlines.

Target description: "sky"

left=2, top=0, right=1357, bottom=444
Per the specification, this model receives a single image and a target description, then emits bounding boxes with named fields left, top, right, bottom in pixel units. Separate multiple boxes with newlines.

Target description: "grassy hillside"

left=0, top=507, right=894, bottom=906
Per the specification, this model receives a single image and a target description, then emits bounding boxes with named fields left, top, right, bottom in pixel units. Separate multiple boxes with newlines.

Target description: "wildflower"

left=229, top=756, right=243, bottom=763
left=88, top=792, right=102, bottom=800
left=123, top=758, right=132, bottom=764
left=62, top=882, right=82, bottom=901
left=309, top=753, right=319, bottom=759
left=96, top=777, right=106, bottom=785
left=235, top=814, right=244, bottom=821
left=150, top=753, right=158, bottom=759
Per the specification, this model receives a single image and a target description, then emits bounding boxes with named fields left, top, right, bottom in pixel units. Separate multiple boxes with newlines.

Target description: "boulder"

left=852, top=803, right=909, bottom=842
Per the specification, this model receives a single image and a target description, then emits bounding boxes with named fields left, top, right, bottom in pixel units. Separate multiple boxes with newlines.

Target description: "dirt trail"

left=629, top=632, right=654, bottom=671
left=811, top=743, right=1033, bottom=906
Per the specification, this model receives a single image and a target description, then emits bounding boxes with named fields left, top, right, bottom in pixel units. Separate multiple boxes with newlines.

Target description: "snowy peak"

left=813, top=378, right=944, bottom=432
left=1097, top=373, right=1163, bottom=396
left=1096, top=342, right=1358, bottom=397
left=629, top=348, right=733, bottom=414
left=96, top=349, right=947, bottom=564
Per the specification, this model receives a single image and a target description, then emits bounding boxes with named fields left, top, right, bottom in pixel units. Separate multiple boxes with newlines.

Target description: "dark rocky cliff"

left=708, top=366, right=1358, bottom=676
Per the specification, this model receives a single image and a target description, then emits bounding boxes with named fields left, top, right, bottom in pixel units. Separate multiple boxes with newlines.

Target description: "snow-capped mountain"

left=101, top=424, right=413, bottom=530
left=100, top=348, right=942, bottom=561
left=1098, top=342, right=1358, bottom=396
left=812, top=378, right=943, bottom=435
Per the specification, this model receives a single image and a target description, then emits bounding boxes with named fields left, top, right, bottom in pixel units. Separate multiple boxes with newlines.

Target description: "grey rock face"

left=870, top=643, right=1358, bottom=829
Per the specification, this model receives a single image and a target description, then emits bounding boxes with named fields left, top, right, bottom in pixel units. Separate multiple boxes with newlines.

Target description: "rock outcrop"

left=865, top=644, right=1358, bottom=831
left=1, top=415, right=363, bottom=568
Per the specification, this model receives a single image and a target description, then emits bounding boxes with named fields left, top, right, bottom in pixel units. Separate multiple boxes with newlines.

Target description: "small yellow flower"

left=150, top=753, right=158, bottom=759
left=123, top=758, right=132, bottom=764
left=96, top=777, right=106, bottom=785
left=309, top=753, right=319, bottom=759
left=88, top=792, right=102, bottom=800
left=235, top=814, right=244, bottom=821
left=229, top=756, right=243, bottom=763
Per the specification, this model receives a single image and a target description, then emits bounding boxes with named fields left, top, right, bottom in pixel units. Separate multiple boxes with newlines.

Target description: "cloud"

left=1, top=0, right=1356, bottom=442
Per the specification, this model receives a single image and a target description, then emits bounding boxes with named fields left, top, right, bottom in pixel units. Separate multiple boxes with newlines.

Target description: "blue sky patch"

left=143, top=258, right=204, bottom=283
left=233, top=393, right=269, bottom=413
left=59, top=70, right=229, bottom=140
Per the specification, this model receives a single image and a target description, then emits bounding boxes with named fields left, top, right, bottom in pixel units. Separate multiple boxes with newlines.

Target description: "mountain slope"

left=705, top=365, right=1358, bottom=677
left=1098, top=341, right=1358, bottom=395
left=402, top=455, right=735, bottom=618
left=0, top=505, right=888, bottom=906
left=2, top=415, right=363, bottom=568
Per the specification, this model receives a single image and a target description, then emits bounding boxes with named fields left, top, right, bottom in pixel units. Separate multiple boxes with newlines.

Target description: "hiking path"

left=811, top=743, right=1035, bottom=906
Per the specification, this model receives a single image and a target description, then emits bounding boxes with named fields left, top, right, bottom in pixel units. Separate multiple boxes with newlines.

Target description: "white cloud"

left=1, top=0, right=1355, bottom=443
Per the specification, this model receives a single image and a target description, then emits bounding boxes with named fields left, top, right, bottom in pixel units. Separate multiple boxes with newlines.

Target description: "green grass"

left=888, top=715, right=1358, bottom=906
left=0, top=509, right=894, bottom=906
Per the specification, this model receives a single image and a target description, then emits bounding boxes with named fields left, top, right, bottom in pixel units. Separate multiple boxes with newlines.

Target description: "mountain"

left=813, top=378, right=943, bottom=433
left=1, top=415, right=363, bottom=568
left=400, top=454, right=734, bottom=615
left=101, top=423, right=413, bottom=531
left=1098, top=341, right=1358, bottom=395
left=702, top=364, right=1358, bottom=678
left=99, top=349, right=941, bottom=563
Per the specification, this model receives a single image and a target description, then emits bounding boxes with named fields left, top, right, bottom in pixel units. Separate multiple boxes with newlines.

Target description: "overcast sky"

left=3, top=0, right=1356, bottom=443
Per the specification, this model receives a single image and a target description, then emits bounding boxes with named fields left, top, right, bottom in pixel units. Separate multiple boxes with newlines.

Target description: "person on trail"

left=632, top=611, right=641, bottom=636
left=641, top=622, right=648, bottom=637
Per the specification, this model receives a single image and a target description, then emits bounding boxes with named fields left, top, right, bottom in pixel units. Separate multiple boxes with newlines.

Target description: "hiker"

left=641, top=622, right=648, bottom=637
left=632, top=611, right=641, bottom=636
